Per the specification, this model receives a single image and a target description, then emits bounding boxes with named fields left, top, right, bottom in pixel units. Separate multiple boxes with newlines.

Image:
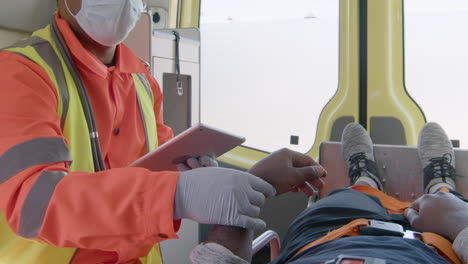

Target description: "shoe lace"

left=424, top=153, right=455, bottom=182
left=348, top=152, right=375, bottom=184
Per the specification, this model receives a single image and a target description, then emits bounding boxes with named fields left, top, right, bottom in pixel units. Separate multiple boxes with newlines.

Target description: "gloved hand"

left=177, top=155, right=219, bottom=171
left=174, top=167, right=276, bottom=230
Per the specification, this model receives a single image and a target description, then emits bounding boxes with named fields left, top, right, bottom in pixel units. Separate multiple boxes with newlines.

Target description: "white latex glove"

left=177, top=155, right=219, bottom=171
left=174, top=167, right=276, bottom=230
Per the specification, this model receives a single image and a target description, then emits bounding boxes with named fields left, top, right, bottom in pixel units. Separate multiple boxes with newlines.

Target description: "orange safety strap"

left=293, top=186, right=461, bottom=264
left=439, top=187, right=450, bottom=193
left=293, top=218, right=369, bottom=257
left=349, top=186, right=451, bottom=214
left=422, top=233, right=462, bottom=264
left=350, top=185, right=412, bottom=214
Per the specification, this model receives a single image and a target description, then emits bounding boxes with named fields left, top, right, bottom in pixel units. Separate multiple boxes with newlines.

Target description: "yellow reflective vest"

left=0, top=20, right=162, bottom=264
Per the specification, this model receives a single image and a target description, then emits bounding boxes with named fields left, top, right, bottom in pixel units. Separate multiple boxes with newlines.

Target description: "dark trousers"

left=272, top=188, right=466, bottom=264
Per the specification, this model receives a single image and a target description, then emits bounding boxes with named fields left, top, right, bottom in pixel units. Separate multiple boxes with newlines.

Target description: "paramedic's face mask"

left=65, top=0, right=144, bottom=47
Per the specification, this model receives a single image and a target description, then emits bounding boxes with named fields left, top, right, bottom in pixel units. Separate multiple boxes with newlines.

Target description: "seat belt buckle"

left=403, top=230, right=422, bottom=240
left=324, top=254, right=386, bottom=264
left=359, top=220, right=405, bottom=237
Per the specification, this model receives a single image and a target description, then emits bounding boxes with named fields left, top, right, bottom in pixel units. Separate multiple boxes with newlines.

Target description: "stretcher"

left=318, top=141, right=468, bottom=202
left=253, top=141, right=468, bottom=262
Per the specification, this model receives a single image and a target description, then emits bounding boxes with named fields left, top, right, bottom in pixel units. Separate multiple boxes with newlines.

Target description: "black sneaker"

left=418, top=122, right=456, bottom=194
left=341, top=123, right=383, bottom=190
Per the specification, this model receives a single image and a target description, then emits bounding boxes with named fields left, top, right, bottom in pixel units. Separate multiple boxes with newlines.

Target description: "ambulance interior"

left=1, top=0, right=467, bottom=263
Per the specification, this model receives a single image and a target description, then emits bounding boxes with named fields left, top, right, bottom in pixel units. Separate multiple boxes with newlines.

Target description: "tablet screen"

left=130, top=123, right=245, bottom=171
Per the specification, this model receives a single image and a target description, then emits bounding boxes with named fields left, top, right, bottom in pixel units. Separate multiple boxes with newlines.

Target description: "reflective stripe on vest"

left=134, top=73, right=158, bottom=152
left=1, top=23, right=161, bottom=264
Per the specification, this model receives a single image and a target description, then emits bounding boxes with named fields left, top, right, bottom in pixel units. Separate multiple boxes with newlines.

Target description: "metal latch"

left=324, top=254, right=386, bottom=264
left=403, top=230, right=422, bottom=240
left=359, top=220, right=405, bottom=237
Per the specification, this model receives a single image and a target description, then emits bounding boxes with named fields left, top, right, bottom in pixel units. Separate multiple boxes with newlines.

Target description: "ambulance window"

left=405, top=0, right=468, bottom=147
left=199, top=0, right=339, bottom=153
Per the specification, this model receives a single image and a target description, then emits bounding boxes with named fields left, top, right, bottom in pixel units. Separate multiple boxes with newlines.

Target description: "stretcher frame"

left=318, top=141, right=468, bottom=202
left=253, top=141, right=468, bottom=263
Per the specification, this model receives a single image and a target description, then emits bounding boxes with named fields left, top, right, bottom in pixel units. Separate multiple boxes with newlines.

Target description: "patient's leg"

left=342, top=123, right=384, bottom=191
left=273, top=188, right=408, bottom=264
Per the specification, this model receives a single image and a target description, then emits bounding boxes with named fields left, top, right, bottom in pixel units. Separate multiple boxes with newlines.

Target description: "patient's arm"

left=189, top=149, right=327, bottom=263
left=206, top=226, right=253, bottom=261
left=190, top=225, right=252, bottom=264
left=405, top=192, right=468, bottom=263
left=405, top=191, right=468, bottom=241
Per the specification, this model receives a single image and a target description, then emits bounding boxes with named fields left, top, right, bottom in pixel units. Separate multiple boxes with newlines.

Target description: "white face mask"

left=65, top=0, right=144, bottom=47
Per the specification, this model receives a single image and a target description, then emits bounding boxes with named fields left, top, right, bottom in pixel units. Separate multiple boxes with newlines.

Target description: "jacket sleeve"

left=0, top=52, right=180, bottom=261
left=146, top=73, right=174, bottom=145
left=454, top=227, right=468, bottom=264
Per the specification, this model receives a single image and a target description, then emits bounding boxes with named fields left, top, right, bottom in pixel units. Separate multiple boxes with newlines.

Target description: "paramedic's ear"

left=57, top=0, right=83, bottom=38
left=248, top=148, right=327, bottom=195
left=58, top=0, right=81, bottom=16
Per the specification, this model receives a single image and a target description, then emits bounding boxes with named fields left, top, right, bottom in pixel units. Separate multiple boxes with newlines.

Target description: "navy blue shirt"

left=286, top=236, right=449, bottom=264
left=272, top=189, right=459, bottom=264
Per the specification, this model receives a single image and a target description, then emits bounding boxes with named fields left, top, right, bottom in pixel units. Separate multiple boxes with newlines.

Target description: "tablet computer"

left=130, top=123, right=245, bottom=171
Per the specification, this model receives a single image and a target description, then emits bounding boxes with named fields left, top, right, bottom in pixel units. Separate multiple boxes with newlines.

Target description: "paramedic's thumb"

left=292, top=165, right=326, bottom=186
left=173, top=167, right=276, bottom=231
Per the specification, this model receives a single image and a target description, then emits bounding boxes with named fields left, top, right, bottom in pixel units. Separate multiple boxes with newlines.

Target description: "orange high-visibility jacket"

left=0, top=14, right=180, bottom=263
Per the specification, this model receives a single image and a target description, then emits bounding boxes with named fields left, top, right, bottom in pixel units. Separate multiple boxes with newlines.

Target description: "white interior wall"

left=0, top=0, right=55, bottom=33
left=0, top=28, right=30, bottom=49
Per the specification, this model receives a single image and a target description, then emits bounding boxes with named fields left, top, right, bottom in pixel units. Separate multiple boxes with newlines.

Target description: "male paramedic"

left=0, top=0, right=326, bottom=263
left=190, top=122, right=468, bottom=264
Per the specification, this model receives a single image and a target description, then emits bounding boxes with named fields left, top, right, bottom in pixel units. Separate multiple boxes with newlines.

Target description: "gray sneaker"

left=341, top=123, right=383, bottom=190
left=418, top=122, right=456, bottom=194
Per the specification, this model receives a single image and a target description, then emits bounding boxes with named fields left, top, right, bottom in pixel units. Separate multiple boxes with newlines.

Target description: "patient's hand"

left=248, top=148, right=327, bottom=196
left=405, top=191, right=468, bottom=241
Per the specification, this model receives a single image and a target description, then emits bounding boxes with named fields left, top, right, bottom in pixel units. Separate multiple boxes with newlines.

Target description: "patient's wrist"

left=205, top=225, right=253, bottom=261
left=190, top=242, right=249, bottom=264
